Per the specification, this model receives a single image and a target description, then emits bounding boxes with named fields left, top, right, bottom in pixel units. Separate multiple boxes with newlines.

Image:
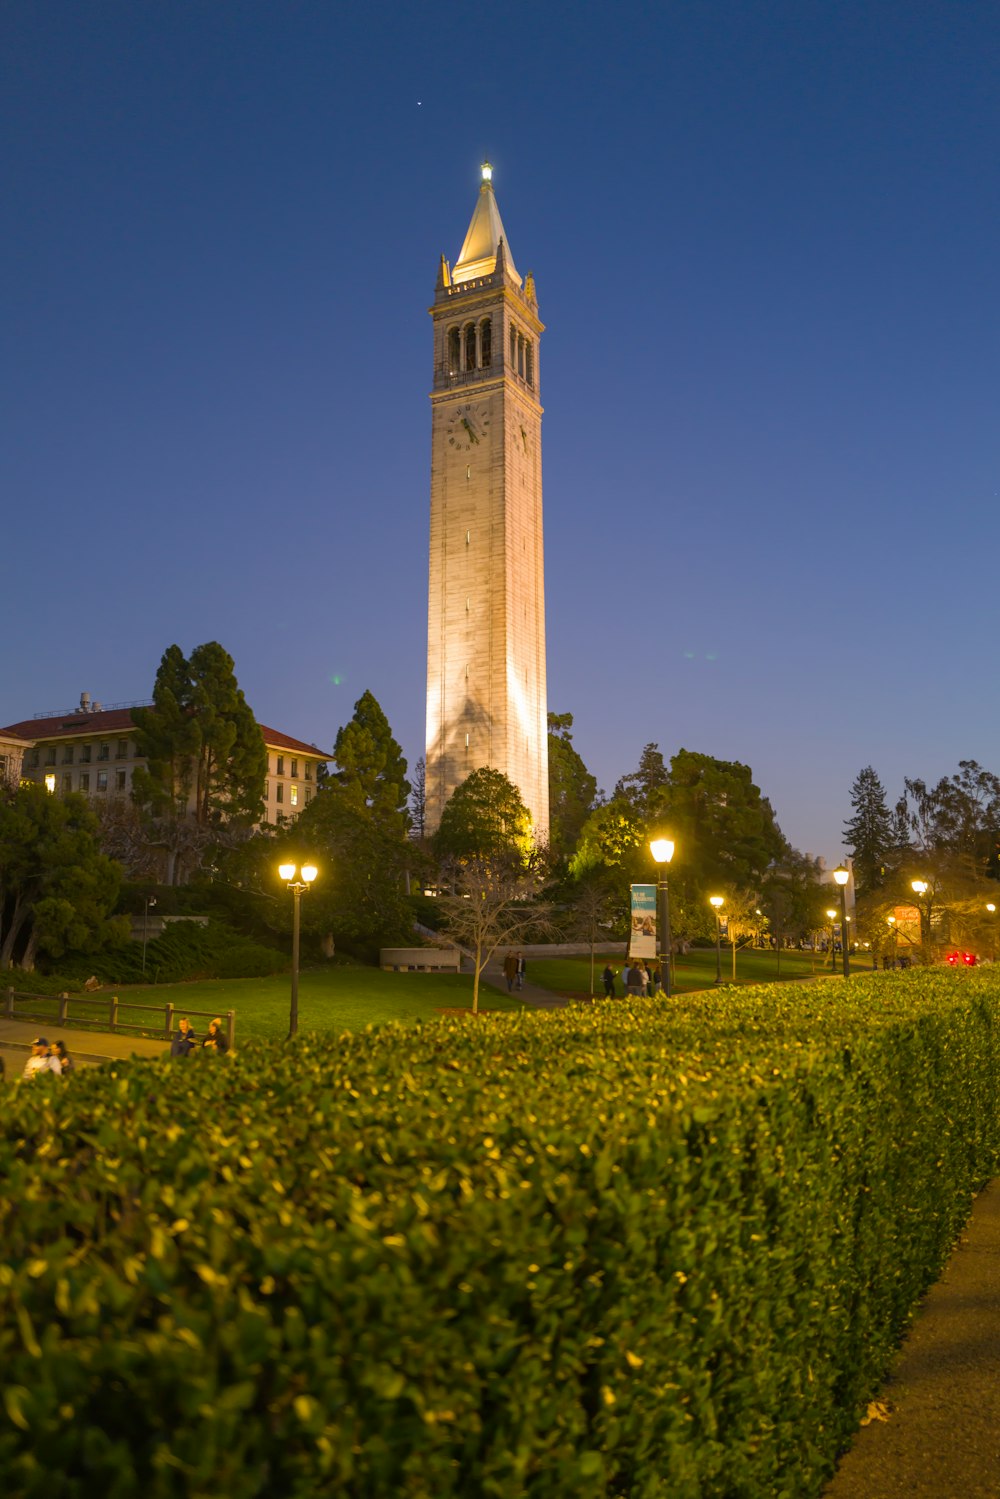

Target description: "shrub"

left=2, top=971, right=1000, bottom=1496
left=51, top=918, right=286, bottom=986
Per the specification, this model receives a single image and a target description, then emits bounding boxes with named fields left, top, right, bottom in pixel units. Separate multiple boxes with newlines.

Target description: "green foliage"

left=333, top=689, right=410, bottom=828
left=547, top=713, right=598, bottom=864
left=433, top=766, right=533, bottom=866
left=53, top=918, right=286, bottom=985
left=3, top=973, right=1000, bottom=1495
left=132, top=641, right=267, bottom=847
left=0, top=784, right=129, bottom=970
left=844, top=766, right=894, bottom=893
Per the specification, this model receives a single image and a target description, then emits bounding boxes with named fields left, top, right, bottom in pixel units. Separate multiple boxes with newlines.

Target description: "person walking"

left=649, top=964, right=662, bottom=997
left=637, top=961, right=650, bottom=996
left=602, top=963, right=616, bottom=999
left=515, top=952, right=526, bottom=991
left=502, top=952, right=518, bottom=993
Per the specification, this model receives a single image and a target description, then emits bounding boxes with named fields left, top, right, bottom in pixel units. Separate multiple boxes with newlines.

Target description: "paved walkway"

left=823, top=1177, right=1000, bottom=1497
left=479, top=960, right=574, bottom=1009
left=0, top=1016, right=169, bottom=1077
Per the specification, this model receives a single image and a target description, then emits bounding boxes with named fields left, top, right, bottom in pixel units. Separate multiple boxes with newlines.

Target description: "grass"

left=11, top=964, right=524, bottom=1042
left=526, top=946, right=861, bottom=998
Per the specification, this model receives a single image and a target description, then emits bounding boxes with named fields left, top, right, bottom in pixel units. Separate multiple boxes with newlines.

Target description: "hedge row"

left=3, top=972, right=1000, bottom=1497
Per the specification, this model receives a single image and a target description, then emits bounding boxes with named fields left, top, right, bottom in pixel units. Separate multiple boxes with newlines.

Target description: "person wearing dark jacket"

left=171, top=1017, right=198, bottom=1056
left=202, top=1018, right=229, bottom=1054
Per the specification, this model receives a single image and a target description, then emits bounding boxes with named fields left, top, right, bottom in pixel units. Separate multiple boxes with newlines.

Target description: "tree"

left=409, top=756, right=427, bottom=841
left=567, top=870, right=618, bottom=997
left=132, top=642, right=267, bottom=880
left=569, top=797, right=644, bottom=879
left=614, top=743, right=669, bottom=813
left=433, top=768, right=532, bottom=867
left=547, top=713, right=598, bottom=865
left=436, top=857, right=551, bottom=1014
left=759, top=850, right=826, bottom=968
left=0, top=784, right=129, bottom=970
left=844, top=766, right=894, bottom=894
left=333, top=690, right=410, bottom=829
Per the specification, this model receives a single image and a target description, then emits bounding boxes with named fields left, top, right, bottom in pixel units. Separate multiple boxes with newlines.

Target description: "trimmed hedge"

left=3, top=972, right=1000, bottom=1496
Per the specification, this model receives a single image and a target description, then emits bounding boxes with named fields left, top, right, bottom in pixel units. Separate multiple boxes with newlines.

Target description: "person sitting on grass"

left=201, top=1018, right=229, bottom=1055
left=170, top=1017, right=198, bottom=1057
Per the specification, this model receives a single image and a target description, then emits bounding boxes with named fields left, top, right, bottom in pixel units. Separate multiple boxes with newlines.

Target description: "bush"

left=2, top=971, right=1000, bottom=1496
left=51, top=918, right=286, bottom=986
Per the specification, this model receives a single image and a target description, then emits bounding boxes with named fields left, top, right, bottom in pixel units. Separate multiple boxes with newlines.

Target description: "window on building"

left=306, top=787, right=313, bottom=803
left=525, top=341, right=534, bottom=387
left=290, top=785, right=298, bottom=807
left=96, top=771, right=108, bottom=792
left=62, top=774, right=72, bottom=794
left=447, top=326, right=460, bottom=374
left=291, top=758, right=298, bottom=777
left=116, top=770, right=127, bottom=791
left=79, top=773, right=90, bottom=792
left=480, top=317, right=492, bottom=367
left=276, top=784, right=284, bottom=804
left=62, top=746, right=75, bottom=765
left=80, top=745, right=92, bottom=763
left=98, top=743, right=110, bottom=761
left=116, top=739, right=128, bottom=759
left=277, top=812, right=285, bottom=826
left=305, top=764, right=312, bottom=781
left=510, top=326, right=517, bottom=366
left=45, top=748, right=56, bottom=765
left=464, top=321, right=476, bottom=371
left=277, top=755, right=284, bottom=776
left=29, top=750, right=40, bottom=768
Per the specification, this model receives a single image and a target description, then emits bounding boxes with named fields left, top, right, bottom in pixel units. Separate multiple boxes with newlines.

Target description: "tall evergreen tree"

left=333, top=690, right=410, bottom=828
left=433, top=767, right=532, bottom=867
left=547, top=712, right=598, bottom=864
left=844, top=766, right=894, bottom=893
left=614, top=743, right=668, bottom=813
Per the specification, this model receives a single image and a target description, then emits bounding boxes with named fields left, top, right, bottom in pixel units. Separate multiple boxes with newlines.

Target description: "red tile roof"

left=0, top=709, right=329, bottom=761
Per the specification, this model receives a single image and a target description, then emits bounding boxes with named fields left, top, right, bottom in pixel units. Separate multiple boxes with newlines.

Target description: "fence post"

left=4, top=987, right=13, bottom=1020
left=110, top=994, right=119, bottom=1032
left=226, top=1010, right=236, bottom=1052
left=164, top=1002, right=174, bottom=1040
left=58, top=993, right=69, bottom=1026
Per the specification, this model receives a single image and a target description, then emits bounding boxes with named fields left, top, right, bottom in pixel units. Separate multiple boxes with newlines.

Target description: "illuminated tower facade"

left=425, top=164, right=549, bottom=839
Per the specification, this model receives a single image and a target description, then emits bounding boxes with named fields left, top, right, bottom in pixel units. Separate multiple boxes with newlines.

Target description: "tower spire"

left=452, top=162, right=519, bottom=285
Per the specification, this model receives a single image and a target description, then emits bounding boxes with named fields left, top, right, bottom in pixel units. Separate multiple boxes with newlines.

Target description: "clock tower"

left=425, top=164, right=549, bottom=841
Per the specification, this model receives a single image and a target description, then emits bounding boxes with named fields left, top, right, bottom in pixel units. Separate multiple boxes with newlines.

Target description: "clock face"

left=445, top=402, right=491, bottom=452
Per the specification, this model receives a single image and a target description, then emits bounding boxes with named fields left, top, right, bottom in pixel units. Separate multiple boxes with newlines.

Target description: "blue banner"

left=629, top=883, right=657, bottom=959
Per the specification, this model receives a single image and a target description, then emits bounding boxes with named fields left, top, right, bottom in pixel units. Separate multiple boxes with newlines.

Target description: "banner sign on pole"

left=629, top=884, right=657, bottom=959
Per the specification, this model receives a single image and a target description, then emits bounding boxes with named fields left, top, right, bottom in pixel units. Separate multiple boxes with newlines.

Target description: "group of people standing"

left=601, top=960, right=663, bottom=1000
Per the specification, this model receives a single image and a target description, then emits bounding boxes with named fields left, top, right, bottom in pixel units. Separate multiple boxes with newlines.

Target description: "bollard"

left=110, top=994, right=119, bottom=1031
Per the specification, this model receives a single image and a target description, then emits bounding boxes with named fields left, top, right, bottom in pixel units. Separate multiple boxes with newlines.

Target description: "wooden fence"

left=3, top=989, right=236, bottom=1052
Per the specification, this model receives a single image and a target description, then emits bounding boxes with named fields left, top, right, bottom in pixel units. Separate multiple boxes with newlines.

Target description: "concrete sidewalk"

left=823, top=1177, right=1000, bottom=1497
left=479, top=960, right=573, bottom=1009
left=0, top=1016, right=170, bottom=1068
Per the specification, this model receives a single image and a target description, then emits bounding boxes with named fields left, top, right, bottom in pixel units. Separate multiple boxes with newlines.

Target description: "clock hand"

left=462, top=417, right=479, bottom=443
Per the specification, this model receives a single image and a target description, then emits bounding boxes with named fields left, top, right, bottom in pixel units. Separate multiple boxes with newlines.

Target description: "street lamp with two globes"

left=278, top=860, right=319, bottom=1037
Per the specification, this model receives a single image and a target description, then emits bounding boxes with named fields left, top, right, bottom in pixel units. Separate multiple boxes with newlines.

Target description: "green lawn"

left=526, top=947, right=861, bottom=998
left=13, top=965, right=523, bottom=1043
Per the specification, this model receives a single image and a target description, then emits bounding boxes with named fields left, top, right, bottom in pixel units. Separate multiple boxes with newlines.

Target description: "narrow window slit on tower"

left=466, top=530, right=471, bottom=544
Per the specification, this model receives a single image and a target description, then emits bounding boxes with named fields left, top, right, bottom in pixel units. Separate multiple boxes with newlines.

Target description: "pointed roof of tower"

left=452, top=162, right=520, bottom=285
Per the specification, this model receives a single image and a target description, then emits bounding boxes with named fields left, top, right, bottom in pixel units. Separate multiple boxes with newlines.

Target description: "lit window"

left=44, top=773, right=56, bottom=793
left=290, top=785, right=298, bottom=807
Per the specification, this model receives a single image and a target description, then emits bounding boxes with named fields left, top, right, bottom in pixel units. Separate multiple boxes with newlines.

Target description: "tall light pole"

left=710, top=895, right=724, bottom=985
left=142, top=895, right=157, bottom=977
left=988, top=903, right=997, bottom=963
left=911, top=878, right=929, bottom=965
left=826, top=908, right=838, bottom=971
left=887, top=915, right=897, bottom=969
left=279, top=860, right=319, bottom=1038
left=650, top=837, right=674, bottom=998
left=833, top=866, right=851, bottom=979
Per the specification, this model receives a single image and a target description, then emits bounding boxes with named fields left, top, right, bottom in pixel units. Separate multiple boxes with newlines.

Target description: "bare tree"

left=437, top=857, right=552, bottom=1014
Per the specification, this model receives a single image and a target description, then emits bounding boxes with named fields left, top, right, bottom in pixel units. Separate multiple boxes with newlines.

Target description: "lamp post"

left=988, top=903, right=997, bottom=964
left=911, top=879, right=929, bottom=965
left=279, top=860, right=319, bottom=1038
left=710, top=895, right=724, bottom=985
left=826, top=908, right=838, bottom=971
left=833, top=865, right=851, bottom=979
left=887, top=915, right=897, bottom=969
left=141, top=895, right=157, bottom=977
left=650, top=838, right=674, bottom=998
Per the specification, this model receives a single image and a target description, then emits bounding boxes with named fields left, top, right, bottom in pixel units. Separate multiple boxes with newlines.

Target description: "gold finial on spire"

left=481, top=161, right=493, bottom=183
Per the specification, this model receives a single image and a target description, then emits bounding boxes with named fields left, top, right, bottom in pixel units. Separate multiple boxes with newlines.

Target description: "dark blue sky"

left=3, top=1, right=998, bottom=860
